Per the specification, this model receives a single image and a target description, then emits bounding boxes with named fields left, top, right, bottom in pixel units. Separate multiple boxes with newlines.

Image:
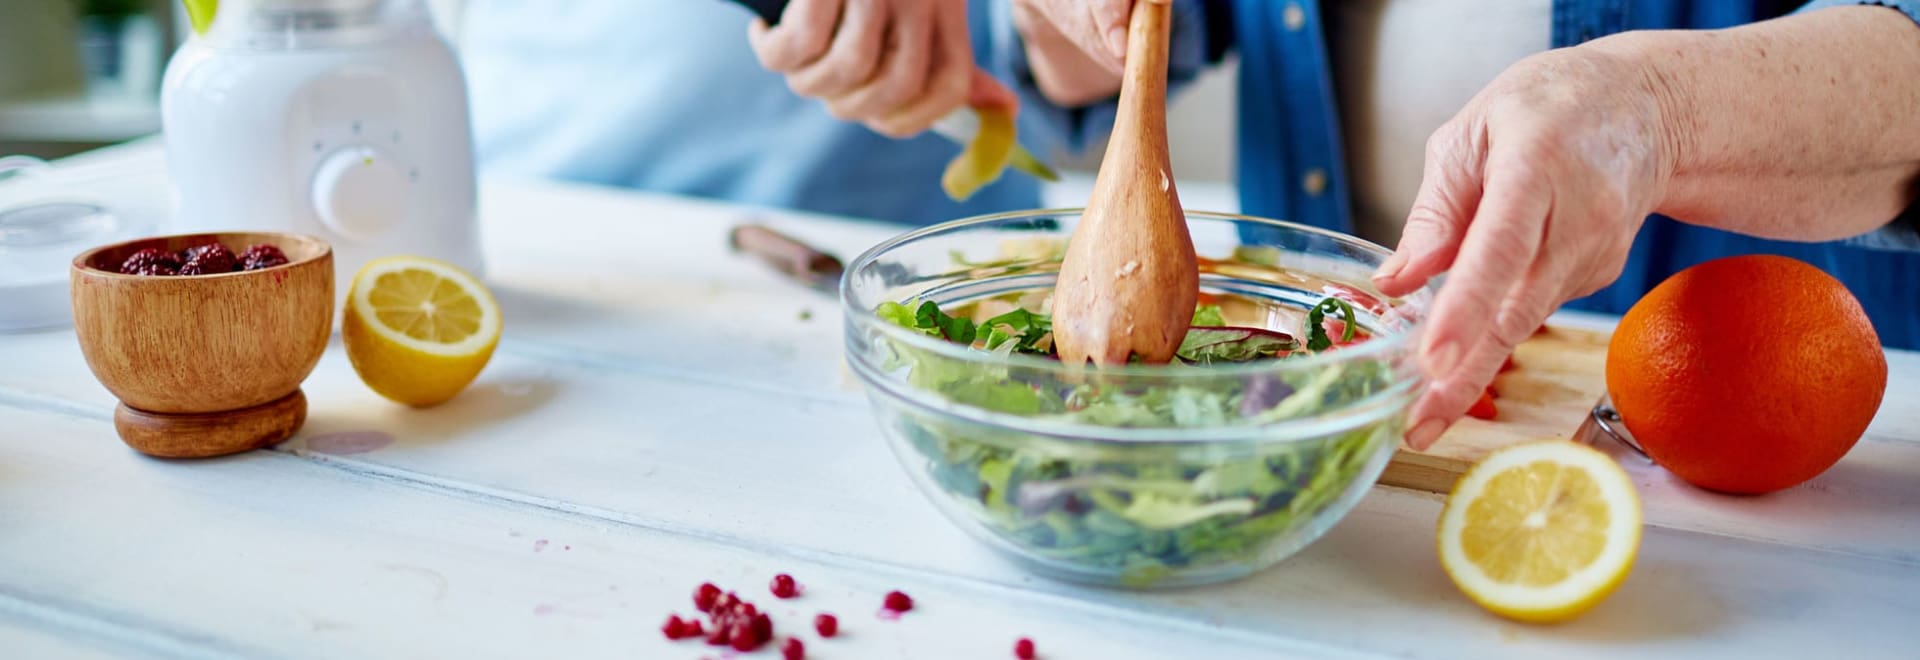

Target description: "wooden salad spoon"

left=1050, top=0, right=1198, bottom=367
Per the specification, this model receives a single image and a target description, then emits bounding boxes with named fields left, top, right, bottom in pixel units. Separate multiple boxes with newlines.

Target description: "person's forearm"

left=1012, top=3, right=1124, bottom=106
left=1606, top=6, right=1920, bottom=240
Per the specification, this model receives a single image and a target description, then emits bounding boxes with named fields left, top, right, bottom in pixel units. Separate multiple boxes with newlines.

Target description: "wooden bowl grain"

left=71, top=232, right=333, bottom=457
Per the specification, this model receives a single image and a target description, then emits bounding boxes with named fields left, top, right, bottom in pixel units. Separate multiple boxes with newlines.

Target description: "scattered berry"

left=771, top=573, right=799, bottom=599
left=813, top=613, right=838, bottom=638
left=1014, top=637, right=1036, bottom=659
left=238, top=243, right=289, bottom=271
left=781, top=637, right=806, bottom=660
left=118, top=248, right=180, bottom=276
left=661, top=615, right=690, bottom=640
left=177, top=243, right=237, bottom=275
left=694, top=583, right=721, bottom=612
left=883, top=590, right=913, bottom=613
left=750, top=613, right=773, bottom=642
left=686, top=586, right=773, bottom=651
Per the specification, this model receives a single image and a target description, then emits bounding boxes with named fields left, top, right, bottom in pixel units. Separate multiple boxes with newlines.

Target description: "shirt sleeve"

left=1795, top=0, right=1920, bottom=250
left=984, top=0, right=1224, bottom=157
left=1795, top=0, right=1920, bottom=23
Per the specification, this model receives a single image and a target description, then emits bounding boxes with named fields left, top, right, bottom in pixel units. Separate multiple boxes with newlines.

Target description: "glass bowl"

left=841, top=209, right=1435, bottom=589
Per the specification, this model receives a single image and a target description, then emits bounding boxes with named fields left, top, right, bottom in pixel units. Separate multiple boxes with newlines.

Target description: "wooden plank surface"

left=6, top=401, right=1920, bottom=659
left=4, top=145, right=1920, bottom=657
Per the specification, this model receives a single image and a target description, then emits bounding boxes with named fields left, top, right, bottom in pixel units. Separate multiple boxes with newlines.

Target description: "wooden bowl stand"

left=113, top=390, right=308, bottom=459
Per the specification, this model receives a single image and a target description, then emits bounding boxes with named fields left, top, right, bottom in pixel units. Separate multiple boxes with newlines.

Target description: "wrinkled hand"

left=748, top=0, right=1016, bottom=137
left=1372, top=46, right=1684, bottom=450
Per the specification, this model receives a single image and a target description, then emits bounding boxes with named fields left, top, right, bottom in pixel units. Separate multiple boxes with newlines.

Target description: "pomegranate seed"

left=782, top=637, right=806, bottom=660
left=661, top=615, right=687, bottom=640
left=814, top=613, right=838, bottom=637
left=730, top=630, right=759, bottom=652
left=770, top=573, right=799, bottom=599
left=707, top=624, right=731, bottom=646
left=751, top=613, right=774, bottom=642
left=684, top=620, right=703, bottom=637
left=883, top=590, right=913, bottom=612
left=1014, top=637, right=1036, bottom=659
left=694, top=583, right=721, bottom=612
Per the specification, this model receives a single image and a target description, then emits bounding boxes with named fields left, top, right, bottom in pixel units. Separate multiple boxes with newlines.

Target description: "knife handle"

left=725, top=0, right=789, bottom=25
left=729, top=224, right=843, bottom=290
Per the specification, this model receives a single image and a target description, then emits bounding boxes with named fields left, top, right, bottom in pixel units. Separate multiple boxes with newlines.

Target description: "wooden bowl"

left=71, top=232, right=333, bottom=458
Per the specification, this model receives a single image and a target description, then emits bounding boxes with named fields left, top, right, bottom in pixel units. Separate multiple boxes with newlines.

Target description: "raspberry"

left=177, top=243, right=237, bottom=275
left=238, top=243, right=289, bottom=271
left=118, top=248, right=180, bottom=276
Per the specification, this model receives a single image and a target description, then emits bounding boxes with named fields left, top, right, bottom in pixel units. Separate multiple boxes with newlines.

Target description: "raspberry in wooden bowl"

left=71, top=232, right=333, bottom=458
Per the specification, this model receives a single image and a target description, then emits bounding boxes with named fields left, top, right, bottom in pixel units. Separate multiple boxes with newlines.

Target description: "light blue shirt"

left=459, top=0, right=1041, bottom=226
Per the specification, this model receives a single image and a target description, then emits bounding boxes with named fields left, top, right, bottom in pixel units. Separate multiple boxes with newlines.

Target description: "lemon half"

left=343, top=256, right=500, bottom=407
left=1438, top=440, right=1642, bottom=623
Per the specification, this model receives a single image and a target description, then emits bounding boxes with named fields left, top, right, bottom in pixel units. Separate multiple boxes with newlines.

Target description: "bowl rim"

left=71, top=231, right=332, bottom=280
left=840, top=207, right=1431, bottom=379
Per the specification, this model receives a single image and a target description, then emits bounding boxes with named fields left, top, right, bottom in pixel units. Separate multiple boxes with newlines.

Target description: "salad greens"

left=873, top=291, right=1399, bottom=586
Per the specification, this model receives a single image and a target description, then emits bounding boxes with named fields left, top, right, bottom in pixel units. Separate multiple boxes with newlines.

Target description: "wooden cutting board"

left=1378, top=326, right=1615, bottom=493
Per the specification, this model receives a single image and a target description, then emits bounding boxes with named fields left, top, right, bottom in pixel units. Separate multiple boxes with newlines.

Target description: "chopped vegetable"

left=1467, top=390, right=1498, bottom=420
left=873, top=292, right=1398, bottom=585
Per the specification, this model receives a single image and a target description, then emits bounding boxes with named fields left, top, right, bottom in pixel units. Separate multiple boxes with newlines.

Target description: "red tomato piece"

left=1466, top=391, right=1498, bottom=420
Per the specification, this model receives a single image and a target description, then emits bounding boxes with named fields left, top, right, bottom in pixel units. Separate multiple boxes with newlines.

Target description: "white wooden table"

left=3, top=144, right=1919, bottom=659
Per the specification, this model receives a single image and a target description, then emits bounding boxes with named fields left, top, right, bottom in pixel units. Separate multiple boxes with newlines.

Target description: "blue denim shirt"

left=1002, top=0, right=1920, bottom=348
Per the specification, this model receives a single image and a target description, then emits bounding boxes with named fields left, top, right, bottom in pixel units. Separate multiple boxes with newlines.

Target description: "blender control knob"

left=312, top=146, right=408, bottom=241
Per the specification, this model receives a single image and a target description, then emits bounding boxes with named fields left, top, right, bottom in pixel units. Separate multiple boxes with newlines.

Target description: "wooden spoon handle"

left=1116, top=1, right=1173, bottom=134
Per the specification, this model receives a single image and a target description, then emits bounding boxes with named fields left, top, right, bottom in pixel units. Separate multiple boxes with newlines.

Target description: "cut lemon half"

left=342, top=256, right=501, bottom=407
left=1438, top=440, right=1642, bottom=623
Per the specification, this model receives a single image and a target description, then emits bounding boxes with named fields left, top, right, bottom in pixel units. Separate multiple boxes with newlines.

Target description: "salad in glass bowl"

left=841, top=209, right=1433, bottom=588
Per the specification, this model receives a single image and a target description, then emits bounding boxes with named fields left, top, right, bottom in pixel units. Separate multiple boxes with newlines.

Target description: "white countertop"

left=2, top=143, right=1918, bottom=659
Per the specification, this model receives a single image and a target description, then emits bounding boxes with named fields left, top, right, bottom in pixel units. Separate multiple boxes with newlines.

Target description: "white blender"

left=160, top=0, right=484, bottom=296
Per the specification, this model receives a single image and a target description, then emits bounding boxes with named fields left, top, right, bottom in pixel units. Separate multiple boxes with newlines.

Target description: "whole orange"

left=1606, top=255, right=1887, bottom=495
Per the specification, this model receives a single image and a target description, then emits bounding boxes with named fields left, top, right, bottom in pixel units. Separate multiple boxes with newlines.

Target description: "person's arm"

left=1374, top=2, right=1920, bottom=450
left=1633, top=4, right=1920, bottom=240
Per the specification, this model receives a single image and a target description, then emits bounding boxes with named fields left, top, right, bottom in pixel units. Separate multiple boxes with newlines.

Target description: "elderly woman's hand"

left=747, top=0, right=1016, bottom=137
left=1372, top=46, right=1684, bottom=450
